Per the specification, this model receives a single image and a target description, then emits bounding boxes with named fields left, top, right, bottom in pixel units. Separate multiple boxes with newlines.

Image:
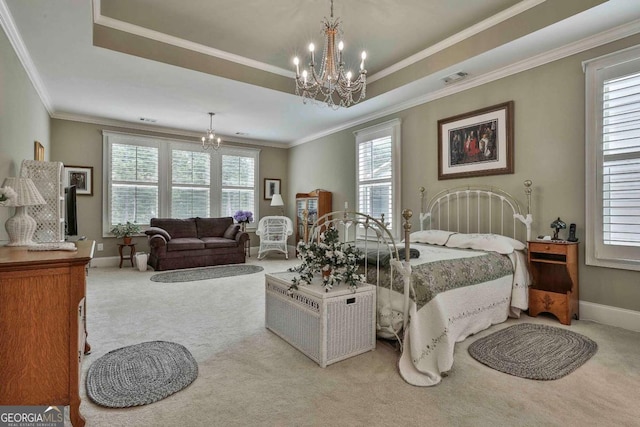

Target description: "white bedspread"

left=381, top=244, right=530, bottom=386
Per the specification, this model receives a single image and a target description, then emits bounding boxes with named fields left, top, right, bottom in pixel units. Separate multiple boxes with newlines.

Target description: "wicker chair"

left=256, top=216, right=293, bottom=259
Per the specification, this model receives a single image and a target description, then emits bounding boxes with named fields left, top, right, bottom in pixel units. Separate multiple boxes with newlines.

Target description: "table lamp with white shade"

left=270, top=193, right=285, bottom=215
left=1, top=177, right=46, bottom=246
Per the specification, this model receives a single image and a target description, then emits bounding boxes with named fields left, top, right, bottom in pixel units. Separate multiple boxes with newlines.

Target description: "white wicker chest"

left=265, top=272, right=376, bottom=367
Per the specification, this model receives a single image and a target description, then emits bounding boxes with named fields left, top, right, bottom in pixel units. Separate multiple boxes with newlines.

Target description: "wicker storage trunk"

left=265, top=272, right=376, bottom=367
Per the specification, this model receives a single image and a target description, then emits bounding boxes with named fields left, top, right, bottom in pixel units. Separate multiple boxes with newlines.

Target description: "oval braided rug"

left=150, top=264, right=264, bottom=283
left=468, top=323, right=597, bottom=380
left=86, top=341, right=198, bottom=408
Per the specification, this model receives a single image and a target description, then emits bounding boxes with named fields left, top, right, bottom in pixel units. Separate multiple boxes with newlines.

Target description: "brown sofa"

left=145, top=217, right=249, bottom=271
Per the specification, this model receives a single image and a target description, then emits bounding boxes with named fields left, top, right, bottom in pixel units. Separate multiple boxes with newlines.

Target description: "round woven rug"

left=150, top=264, right=264, bottom=283
left=468, top=323, right=597, bottom=380
left=86, top=341, right=198, bottom=408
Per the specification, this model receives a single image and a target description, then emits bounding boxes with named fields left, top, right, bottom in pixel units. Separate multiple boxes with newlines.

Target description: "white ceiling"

left=3, top=0, right=640, bottom=147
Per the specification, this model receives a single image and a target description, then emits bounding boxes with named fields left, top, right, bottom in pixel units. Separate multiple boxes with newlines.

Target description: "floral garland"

left=288, top=227, right=365, bottom=292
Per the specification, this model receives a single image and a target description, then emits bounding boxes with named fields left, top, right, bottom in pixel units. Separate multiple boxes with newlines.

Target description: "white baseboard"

left=579, top=301, right=640, bottom=332
left=89, top=256, right=122, bottom=268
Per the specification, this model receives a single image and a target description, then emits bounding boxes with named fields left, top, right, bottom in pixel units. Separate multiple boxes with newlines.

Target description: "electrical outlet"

left=97, top=243, right=104, bottom=251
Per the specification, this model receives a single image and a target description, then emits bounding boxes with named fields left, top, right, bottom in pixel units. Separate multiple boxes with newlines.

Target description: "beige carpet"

left=74, top=256, right=640, bottom=427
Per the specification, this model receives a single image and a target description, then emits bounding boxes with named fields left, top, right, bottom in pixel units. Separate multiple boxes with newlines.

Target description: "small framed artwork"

left=438, top=101, right=514, bottom=180
left=264, top=178, right=281, bottom=200
left=34, top=141, right=45, bottom=161
left=64, top=165, right=93, bottom=196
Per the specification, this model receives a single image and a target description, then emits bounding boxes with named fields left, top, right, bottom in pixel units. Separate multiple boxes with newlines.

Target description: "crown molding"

left=92, top=0, right=294, bottom=79
left=51, top=111, right=289, bottom=149
left=0, top=0, right=52, bottom=113
left=368, top=0, right=546, bottom=83
left=291, top=18, right=640, bottom=147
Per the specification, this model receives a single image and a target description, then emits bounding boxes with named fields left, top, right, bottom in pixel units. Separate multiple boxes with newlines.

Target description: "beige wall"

left=3, top=19, right=639, bottom=312
left=288, top=35, right=640, bottom=313
left=0, top=27, right=50, bottom=242
left=50, top=119, right=288, bottom=257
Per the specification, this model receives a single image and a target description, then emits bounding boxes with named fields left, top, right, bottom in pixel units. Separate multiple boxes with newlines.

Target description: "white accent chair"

left=256, top=216, right=293, bottom=259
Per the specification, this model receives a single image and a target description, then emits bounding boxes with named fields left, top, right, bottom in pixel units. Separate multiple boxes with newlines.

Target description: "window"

left=103, top=132, right=259, bottom=235
left=585, top=46, right=640, bottom=271
left=355, top=119, right=401, bottom=238
left=172, top=149, right=211, bottom=218
left=221, top=151, right=256, bottom=217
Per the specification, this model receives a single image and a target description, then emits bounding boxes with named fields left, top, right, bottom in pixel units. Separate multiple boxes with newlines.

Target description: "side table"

left=118, top=243, right=136, bottom=268
left=527, top=240, right=579, bottom=325
left=240, top=222, right=250, bottom=258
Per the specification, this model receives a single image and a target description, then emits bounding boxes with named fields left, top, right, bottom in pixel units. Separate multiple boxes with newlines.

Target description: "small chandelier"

left=293, top=0, right=367, bottom=109
left=201, top=112, right=221, bottom=150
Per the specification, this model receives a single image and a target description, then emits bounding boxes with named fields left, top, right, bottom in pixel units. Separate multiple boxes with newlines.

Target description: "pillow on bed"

left=408, top=230, right=456, bottom=246
left=445, top=233, right=525, bottom=254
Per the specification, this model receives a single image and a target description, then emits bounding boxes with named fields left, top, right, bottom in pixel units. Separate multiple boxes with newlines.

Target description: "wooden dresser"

left=0, top=240, right=94, bottom=427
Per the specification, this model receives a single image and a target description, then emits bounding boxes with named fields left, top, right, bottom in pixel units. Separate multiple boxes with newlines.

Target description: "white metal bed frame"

left=303, top=180, right=534, bottom=346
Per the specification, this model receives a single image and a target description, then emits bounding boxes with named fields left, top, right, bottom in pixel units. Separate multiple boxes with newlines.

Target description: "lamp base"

left=5, top=206, right=39, bottom=246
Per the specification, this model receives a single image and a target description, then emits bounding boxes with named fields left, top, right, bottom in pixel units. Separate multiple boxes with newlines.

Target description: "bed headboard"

left=418, top=180, right=533, bottom=242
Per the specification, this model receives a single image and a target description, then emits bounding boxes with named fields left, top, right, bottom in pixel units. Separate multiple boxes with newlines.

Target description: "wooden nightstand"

left=527, top=240, right=579, bottom=325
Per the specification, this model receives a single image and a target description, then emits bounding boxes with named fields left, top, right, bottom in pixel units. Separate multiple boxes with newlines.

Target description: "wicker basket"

left=265, top=272, right=376, bottom=367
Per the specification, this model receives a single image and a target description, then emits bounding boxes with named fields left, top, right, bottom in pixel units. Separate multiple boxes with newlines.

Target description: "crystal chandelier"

left=201, top=112, right=221, bottom=150
left=293, top=0, right=367, bottom=109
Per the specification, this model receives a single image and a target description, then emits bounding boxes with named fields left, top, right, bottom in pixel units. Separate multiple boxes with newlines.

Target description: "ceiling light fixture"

left=293, top=0, right=367, bottom=109
left=201, top=112, right=221, bottom=150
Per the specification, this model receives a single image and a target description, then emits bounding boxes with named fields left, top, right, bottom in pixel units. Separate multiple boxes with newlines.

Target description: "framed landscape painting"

left=64, top=165, right=93, bottom=196
left=438, top=101, right=514, bottom=180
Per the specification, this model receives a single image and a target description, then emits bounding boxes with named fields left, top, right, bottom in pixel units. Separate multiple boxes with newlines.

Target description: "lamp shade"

left=2, top=177, right=46, bottom=246
left=1, top=177, right=46, bottom=207
left=270, top=193, right=284, bottom=207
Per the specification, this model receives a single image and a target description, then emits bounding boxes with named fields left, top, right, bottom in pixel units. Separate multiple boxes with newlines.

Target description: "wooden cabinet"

left=527, top=241, right=579, bottom=325
left=295, top=189, right=332, bottom=245
left=0, top=240, right=94, bottom=427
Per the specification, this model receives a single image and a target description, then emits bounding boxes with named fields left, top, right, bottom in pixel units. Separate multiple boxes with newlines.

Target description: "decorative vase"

left=123, top=236, right=132, bottom=245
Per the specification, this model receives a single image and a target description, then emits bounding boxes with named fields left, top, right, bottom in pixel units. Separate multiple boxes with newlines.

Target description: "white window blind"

left=355, top=119, right=401, bottom=238
left=110, top=142, right=159, bottom=226
left=602, top=72, right=640, bottom=248
left=358, top=137, right=393, bottom=222
left=172, top=149, right=211, bottom=219
left=103, top=132, right=260, bottom=235
left=221, top=153, right=255, bottom=217
left=585, top=46, right=640, bottom=270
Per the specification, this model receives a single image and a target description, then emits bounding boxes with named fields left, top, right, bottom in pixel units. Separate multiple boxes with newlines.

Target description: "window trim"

left=102, top=131, right=260, bottom=236
left=584, top=45, right=640, bottom=271
left=354, top=118, right=402, bottom=239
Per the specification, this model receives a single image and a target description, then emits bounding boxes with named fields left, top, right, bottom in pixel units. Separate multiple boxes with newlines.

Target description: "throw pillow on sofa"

left=223, top=224, right=240, bottom=239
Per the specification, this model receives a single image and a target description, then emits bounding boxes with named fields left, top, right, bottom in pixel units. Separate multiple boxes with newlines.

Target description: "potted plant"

left=110, top=221, right=141, bottom=244
left=288, top=227, right=365, bottom=292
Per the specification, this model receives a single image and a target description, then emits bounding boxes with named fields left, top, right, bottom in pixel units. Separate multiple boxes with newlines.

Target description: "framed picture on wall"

left=438, top=101, right=514, bottom=180
left=64, top=165, right=93, bottom=196
left=264, top=178, right=281, bottom=200
left=34, top=141, right=44, bottom=161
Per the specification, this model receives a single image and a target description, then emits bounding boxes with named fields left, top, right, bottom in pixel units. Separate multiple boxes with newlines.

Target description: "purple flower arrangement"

left=233, top=210, right=254, bottom=223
